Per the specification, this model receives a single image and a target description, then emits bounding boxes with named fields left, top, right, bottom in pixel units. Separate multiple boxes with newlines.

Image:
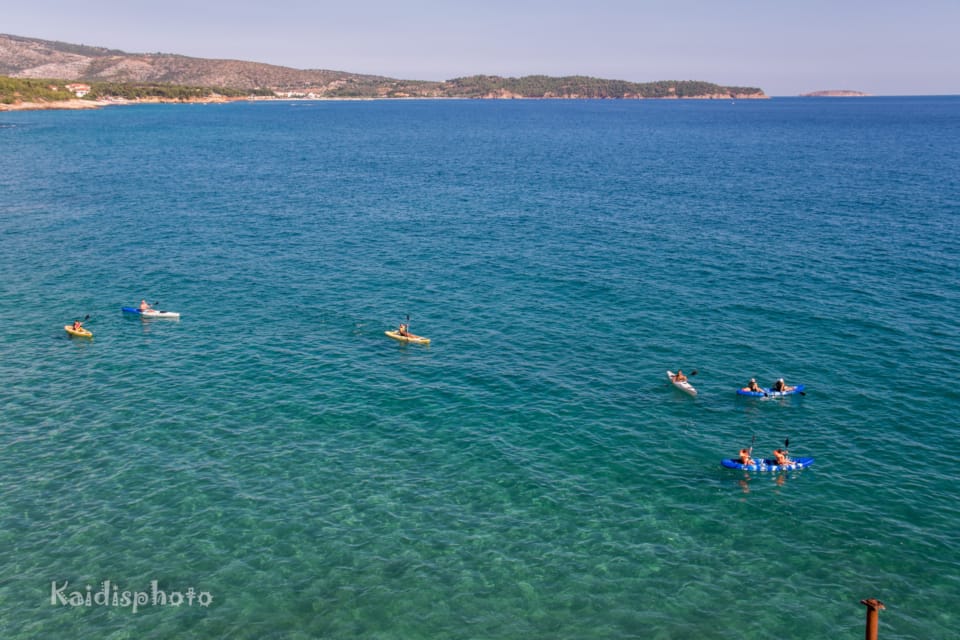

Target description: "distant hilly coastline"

left=0, top=33, right=766, bottom=109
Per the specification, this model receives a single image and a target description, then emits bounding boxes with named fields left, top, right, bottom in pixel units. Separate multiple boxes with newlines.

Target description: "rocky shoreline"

left=2, top=92, right=769, bottom=112
left=0, top=95, right=245, bottom=112
left=1, top=99, right=105, bottom=111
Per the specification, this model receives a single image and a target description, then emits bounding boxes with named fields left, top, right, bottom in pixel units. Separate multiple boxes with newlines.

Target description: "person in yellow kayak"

left=742, top=378, right=762, bottom=393
left=397, top=323, right=409, bottom=337
left=72, top=320, right=84, bottom=331
left=139, top=299, right=153, bottom=312
left=673, top=370, right=688, bottom=383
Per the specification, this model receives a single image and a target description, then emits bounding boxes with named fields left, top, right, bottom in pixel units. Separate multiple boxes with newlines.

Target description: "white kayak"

left=667, top=370, right=697, bottom=396
left=122, top=306, right=181, bottom=319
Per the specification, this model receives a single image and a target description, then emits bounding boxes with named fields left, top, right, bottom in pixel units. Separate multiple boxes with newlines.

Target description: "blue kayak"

left=737, top=384, right=805, bottom=397
left=721, top=456, right=814, bottom=471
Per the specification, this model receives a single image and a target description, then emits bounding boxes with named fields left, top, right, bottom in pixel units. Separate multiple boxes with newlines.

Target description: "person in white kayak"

left=139, top=299, right=153, bottom=312
left=673, top=370, right=688, bottom=383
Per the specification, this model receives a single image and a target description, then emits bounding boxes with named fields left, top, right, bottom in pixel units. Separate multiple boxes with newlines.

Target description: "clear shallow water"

left=1, top=97, right=958, bottom=639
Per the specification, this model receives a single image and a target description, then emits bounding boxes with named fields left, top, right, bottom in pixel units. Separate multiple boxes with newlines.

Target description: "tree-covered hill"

left=0, top=77, right=74, bottom=104
left=0, top=76, right=274, bottom=106
left=435, top=76, right=763, bottom=99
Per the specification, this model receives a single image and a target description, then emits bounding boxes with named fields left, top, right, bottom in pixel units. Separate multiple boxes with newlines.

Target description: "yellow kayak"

left=65, top=324, right=93, bottom=339
left=385, top=330, right=430, bottom=345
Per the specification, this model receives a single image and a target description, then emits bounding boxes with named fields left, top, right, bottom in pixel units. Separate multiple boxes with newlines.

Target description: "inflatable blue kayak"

left=721, top=456, right=814, bottom=471
left=737, top=384, right=805, bottom=398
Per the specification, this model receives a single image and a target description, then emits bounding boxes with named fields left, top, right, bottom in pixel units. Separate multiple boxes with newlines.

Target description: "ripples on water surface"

left=1, top=98, right=958, bottom=638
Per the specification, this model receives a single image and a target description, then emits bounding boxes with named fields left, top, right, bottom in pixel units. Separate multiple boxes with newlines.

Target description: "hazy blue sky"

left=5, top=0, right=959, bottom=95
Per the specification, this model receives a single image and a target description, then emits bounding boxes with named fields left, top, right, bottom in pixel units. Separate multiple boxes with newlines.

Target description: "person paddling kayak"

left=139, top=299, right=153, bottom=312
left=773, top=448, right=792, bottom=466
left=772, top=378, right=795, bottom=392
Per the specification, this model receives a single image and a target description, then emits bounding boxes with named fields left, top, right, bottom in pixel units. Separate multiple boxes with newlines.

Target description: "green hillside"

left=438, top=76, right=763, bottom=98
left=0, top=76, right=272, bottom=104
left=0, top=77, right=74, bottom=104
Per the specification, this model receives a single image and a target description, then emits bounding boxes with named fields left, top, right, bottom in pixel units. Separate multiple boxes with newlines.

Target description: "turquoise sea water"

left=1, top=97, right=958, bottom=639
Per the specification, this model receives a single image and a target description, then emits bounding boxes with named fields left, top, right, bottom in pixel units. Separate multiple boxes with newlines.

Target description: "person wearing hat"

left=772, top=378, right=794, bottom=393
left=741, top=378, right=763, bottom=393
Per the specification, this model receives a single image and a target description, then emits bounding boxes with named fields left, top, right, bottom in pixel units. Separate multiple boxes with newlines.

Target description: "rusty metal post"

left=860, top=598, right=885, bottom=640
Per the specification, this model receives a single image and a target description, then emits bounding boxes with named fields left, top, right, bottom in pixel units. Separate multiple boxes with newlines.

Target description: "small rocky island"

left=800, top=90, right=870, bottom=97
